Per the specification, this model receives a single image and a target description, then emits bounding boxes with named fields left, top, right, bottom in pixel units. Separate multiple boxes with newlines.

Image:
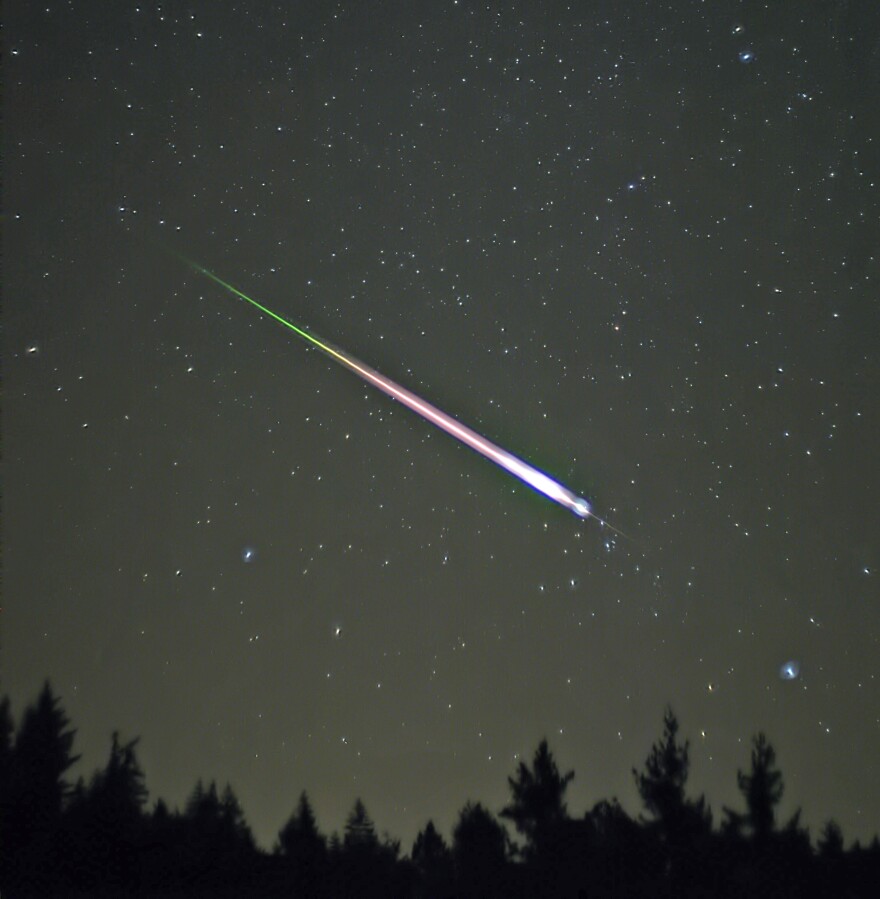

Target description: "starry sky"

left=5, top=0, right=879, bottom=851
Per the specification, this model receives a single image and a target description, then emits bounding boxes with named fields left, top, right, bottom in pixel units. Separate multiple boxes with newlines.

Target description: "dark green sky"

left=5, top=0, right=878, bottom=850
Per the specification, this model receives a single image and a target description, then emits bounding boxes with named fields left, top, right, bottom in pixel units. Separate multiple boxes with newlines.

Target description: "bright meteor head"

left=572, top=497, right=592, bottom=519
left=182, top=256, right=624, bottom=532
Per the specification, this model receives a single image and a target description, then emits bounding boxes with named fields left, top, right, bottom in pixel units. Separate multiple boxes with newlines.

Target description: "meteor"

left=186, top=259, right=618, bottom=529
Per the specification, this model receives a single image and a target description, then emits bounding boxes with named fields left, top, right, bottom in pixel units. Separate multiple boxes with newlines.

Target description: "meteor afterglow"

left=187, top=260, right=608, bottom=525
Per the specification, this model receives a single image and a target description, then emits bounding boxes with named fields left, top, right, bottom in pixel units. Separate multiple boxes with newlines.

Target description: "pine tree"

left=724, top=732, right=784, bottom=845
left=818, top=819, right=844, bottom=857
left=412, top=819, right=449, bottom=867
left=453, top=801, right=509, bottom=899
left=3, top=682, right=80, bottom=889
left=633, top=706, right=711, bottom=839
left=92, top=731, right=148, bottom=823
left=279, top=790, right=324, bottom=856
left=183, top=778, right=255, bottom=879
left=500, top=738, right=574, bottom=857
left=632, top=707, right=712, bottom=896
left=278, top=791, right=328, bottom=896
left=0, top=694, right=14, bottom=869
left=344, top=797, right=378, bottom=849
left=66, top=731, right=148, bottom=889
left=12, top=681, right=80, bottom=820
left=0, top=694, right=13, bottom=772
left=412, top=820, right=454, bottom=899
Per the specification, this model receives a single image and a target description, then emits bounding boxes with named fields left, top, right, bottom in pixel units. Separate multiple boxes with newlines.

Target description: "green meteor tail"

left=179, top=255, right=364, bottom=376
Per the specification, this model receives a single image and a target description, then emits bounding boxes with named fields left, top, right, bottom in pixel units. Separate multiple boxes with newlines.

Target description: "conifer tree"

left=501, top=738, right=574, bottom=856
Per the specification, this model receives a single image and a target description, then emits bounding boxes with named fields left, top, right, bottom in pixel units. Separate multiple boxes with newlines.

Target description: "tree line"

left=1, top=681, right=877, bottom=898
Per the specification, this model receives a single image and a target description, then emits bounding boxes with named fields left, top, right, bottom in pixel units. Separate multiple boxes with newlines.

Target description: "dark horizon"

left=3, top=680, right=876, bottom=856
left=2, top=680, right=878, bottom=898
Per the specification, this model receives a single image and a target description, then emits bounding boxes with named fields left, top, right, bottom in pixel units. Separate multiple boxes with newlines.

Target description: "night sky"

left=5, top=1, right=879, bottom=851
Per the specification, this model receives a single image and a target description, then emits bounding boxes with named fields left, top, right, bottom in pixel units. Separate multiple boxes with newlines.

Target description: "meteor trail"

left=186, top=259, right=616, bottom=528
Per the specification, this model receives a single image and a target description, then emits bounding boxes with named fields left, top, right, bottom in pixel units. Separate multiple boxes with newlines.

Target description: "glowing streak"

left=187, top=260, right=614, bottom=525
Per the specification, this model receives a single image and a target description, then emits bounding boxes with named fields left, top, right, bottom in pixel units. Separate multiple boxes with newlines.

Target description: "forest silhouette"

left=1, top=681, right=877, bottom=898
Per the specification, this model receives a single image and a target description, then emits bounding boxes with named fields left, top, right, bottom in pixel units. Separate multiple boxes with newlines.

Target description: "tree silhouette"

left=61, top=731, right=148, bottom=890
left=815, top=818, right=847, bottom=896
left=586, top=798, right=661, bottom=896
left=344, top=796, right=379, bottom=849
left=500, top=737, right=574, bottom=858
left=220, top=782, right=253, bottom=845
left=3, top=679, right=879, bottom=898
left=279, top=789, right=325, bottom=856
left=0, top=694, right=12, bottom=772
left=721, top=734, right=815, bottom=898
left=336, top=798, right=407, bottom=899
left=452, top=801, right=510, bottom=899
left=0, top=695, right=14, bottom=881
left=140, top=797, right=188, bottom=891
left=278, top=790, right=328, bottom=896
left=92, top=731, right=148, bottom=821
left=10, top=681, right=79, bottom=818
left=633, top=706, right=709, bottom=832
left=819, top=819, right=844, bottom=857
left=412, top=818, right=449, bottom=865
left=185, top=778, right=253, bottom=847
left=724, top=732, right=785, bottom=845
left=633, top=707, right=712, bottom=894
left=182, top=778, right=256, bottom=885
left=3, top=681, right=79, bottom=891
left=411, top=819, right=454, bottom=899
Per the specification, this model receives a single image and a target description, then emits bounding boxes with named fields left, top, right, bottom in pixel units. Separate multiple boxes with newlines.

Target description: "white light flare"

left=337, top=350, right=592, bottom=518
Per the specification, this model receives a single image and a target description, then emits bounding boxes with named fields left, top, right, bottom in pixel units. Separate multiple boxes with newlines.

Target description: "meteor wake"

left=185, top=259, right=620, bottom=531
